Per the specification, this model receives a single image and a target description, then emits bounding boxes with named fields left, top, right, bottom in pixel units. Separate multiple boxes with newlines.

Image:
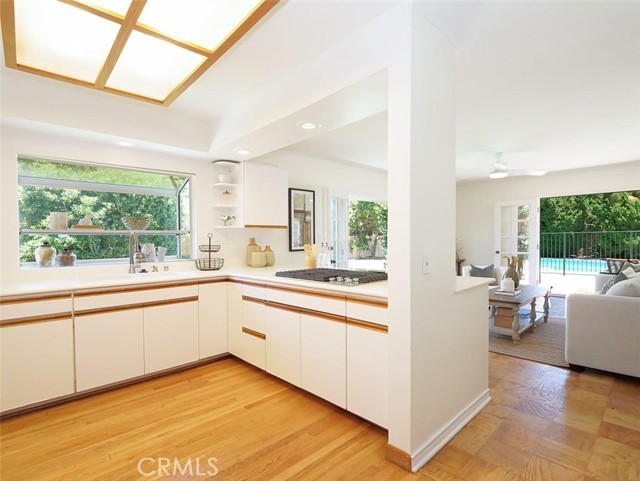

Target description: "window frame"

left=18, top=156, right=193, bottom=265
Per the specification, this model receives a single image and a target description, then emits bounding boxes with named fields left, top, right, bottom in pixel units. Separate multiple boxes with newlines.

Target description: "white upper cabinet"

left=243, top=162, right=288, bottom=228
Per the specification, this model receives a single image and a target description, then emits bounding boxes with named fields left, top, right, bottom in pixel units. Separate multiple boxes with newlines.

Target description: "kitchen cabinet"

left=0, top=293, right=75, bottom=412
left=0, top=319, right=75, bottom=412
left=75, top=309, right=144, bottom=391
left=241, top=294, right=266, bottom=370
left=243, top=162, right=288, bottom=228
left=265, top=303, right=301, bottom=386
left=300, top=312, right=346, bottom=408
left=346, top=299, right=388, bottom=427
left=198, top=281, right=228, bottom=358
left=227, top=281, right=243, bottom=356
left=144, top=300, right=199, bottom=374
left=75, top=284, right=200, bottom=375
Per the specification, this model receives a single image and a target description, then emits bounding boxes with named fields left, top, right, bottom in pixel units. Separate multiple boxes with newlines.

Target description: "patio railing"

left=540, top=230, right=640, bottom=275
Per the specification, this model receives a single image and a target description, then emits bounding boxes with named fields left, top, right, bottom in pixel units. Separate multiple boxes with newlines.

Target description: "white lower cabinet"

left=198, top=281, right=228, bottom=358
left=241, top=330, right=266, bottom=369
left=346, top=325, right=388, bottom=427
left=0, top=319, right=75, bottom=411
left=300, top=313, right=346, bottom=408
left=144, top=300, right=199, bottom=374
left=265, top=304, right=300, bottom=386
left=240, top=297, right=266, bottom=369
left=75, top=309, right=144, bottom=391
left=227, top=282, right=243, bottom=357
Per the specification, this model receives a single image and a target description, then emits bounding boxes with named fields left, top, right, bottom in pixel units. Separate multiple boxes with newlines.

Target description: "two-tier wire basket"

left=195, top=233, right=224, bottom=270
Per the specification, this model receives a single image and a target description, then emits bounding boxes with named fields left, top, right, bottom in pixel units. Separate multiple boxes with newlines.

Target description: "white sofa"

left=565, top=273, right=640, bottom=377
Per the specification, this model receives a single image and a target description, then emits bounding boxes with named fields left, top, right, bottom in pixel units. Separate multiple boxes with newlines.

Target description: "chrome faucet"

left=128, top=231, right=142, bottom=273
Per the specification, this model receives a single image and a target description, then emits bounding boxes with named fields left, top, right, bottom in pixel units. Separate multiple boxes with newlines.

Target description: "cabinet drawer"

left=242, top=284, right=266, bottom=300
left=241, top=330, right=266, bottom=370
left=0, top=295, right=72, bottom=322
left=266, top=287, right=345, bottom=317
left=346, top=300, right=387, bottom=327
left=75, top=285, right=198, bottom=311
left=242, top=298, right=266, bottom=333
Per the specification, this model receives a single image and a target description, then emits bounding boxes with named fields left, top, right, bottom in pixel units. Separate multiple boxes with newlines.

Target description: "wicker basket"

left=195, top=258, right=224, bottom=271
left=121, top=216, right=151, bottom=230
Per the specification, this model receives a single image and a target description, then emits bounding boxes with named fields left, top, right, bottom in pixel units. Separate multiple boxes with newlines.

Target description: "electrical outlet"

left=422, top=254, right=430, bottom=275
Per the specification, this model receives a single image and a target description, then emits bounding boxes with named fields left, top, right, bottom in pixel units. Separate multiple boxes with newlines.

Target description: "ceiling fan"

left=489, top=152, right=547, bottom=179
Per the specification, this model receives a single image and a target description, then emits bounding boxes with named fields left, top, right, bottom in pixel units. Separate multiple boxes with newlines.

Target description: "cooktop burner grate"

left=275, top=268, right=387, bottom=284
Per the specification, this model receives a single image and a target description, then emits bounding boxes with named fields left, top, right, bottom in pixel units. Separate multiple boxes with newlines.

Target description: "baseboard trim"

left=384, top=443, right=412, bottom=471
left=411, top=389, right=491, bottom=472
left=0, top=353, right=231, bottom=419
left=385, top=389, right=491, bottom=472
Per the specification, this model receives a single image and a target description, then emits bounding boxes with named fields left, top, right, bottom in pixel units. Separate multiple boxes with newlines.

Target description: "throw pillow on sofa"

left=605, top=276, right=640, bottom=297
left=600, top=266, right=638, bottom=294
left=469, top=264, right=498, bottom=285
left=620, top=261, right=640, bottom=276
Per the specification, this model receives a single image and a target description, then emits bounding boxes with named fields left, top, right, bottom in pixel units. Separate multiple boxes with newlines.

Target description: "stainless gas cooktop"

left=275, top=268, right=387, bottom=285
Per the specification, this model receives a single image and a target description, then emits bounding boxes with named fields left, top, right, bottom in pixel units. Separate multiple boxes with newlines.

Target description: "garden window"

left=18, top=157, right=191, bottom=264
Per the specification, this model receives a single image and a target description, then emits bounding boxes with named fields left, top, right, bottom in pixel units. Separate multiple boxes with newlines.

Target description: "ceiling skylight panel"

left=105, top=30, right=206, bottom=100
left=14, top=0, right=119, bottom=82
left=137, top=0, right=263, bottom=50
left=75, top=0, right=133, bottom=16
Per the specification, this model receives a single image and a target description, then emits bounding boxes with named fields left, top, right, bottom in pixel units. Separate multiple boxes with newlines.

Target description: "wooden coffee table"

left=488, top=284, right=551, bottom=344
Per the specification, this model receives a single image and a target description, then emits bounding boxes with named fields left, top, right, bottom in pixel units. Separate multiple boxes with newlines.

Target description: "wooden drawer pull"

left=347, top=318, right=388, bottom=333
left=242, top=327, right=266, bottom=340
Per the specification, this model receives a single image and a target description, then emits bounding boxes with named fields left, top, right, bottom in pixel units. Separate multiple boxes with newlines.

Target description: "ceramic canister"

left=246, top=238, right=260, bottom=266
left=250, top=251, right=267, bottom=268
left=264, top=245, right=275, bottom=266
left=49, top=212, right=68, bottom=230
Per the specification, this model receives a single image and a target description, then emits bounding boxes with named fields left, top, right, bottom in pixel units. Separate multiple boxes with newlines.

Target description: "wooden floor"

left=1, top=353, right=639, bottom=481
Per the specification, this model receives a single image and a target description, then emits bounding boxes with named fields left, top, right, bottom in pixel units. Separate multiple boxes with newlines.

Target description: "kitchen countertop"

left=0, top=264, right=390, bottom=300
left=1, top=263, right=491, bottom=300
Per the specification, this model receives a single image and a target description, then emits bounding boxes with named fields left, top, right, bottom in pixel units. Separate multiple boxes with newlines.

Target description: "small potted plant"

left=220, top=214, right=235, bottom=226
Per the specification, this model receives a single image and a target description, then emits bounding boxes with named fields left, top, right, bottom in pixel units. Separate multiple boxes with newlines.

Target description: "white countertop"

left=1, top=263, right=491, bottom=300
left=0, top=263, right=389, bottom=299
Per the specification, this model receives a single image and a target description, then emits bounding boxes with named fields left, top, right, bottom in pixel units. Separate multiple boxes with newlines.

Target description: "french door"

left=494, top=199, right=540, bottom=285
left=331, top=197, right=349, bottom=267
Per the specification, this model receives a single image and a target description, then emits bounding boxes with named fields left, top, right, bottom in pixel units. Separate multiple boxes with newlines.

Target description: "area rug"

left=489, top=316, right=570, bottom=368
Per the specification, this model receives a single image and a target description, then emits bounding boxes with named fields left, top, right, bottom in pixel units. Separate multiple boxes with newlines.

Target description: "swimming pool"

left=540, top=257, right=607, bottom=273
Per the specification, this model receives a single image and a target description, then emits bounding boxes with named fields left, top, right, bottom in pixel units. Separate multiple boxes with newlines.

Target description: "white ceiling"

left=2, top=1, right=639, bottom=180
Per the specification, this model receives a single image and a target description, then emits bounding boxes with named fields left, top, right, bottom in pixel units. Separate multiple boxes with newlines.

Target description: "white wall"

left=456, top=160, right=640, bottom=267
left=0, top=124, right=388, bottom=283
left=387, top=4, right=489, bottom=468
left=0, top=124, right=215, bottom=284
left=214, top=150, right=388, bottom=267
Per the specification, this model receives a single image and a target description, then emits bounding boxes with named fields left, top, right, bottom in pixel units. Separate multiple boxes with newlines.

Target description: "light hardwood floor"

left=1, top=353, right=639, bottom=481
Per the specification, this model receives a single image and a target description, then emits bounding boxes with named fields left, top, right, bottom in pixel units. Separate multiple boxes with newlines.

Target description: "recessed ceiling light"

left=296, top=121, right=322, bottom=130
left=235, top=148, right=251, bottom=155
left=117, top=141, right=133, bottom=147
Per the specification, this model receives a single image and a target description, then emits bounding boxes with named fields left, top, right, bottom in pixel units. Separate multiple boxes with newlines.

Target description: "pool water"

left=540, top=257, right=607, bottom=273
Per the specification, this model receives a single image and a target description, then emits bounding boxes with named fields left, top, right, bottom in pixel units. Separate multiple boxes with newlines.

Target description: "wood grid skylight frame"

left=0, top=0, right=279, bottom=106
